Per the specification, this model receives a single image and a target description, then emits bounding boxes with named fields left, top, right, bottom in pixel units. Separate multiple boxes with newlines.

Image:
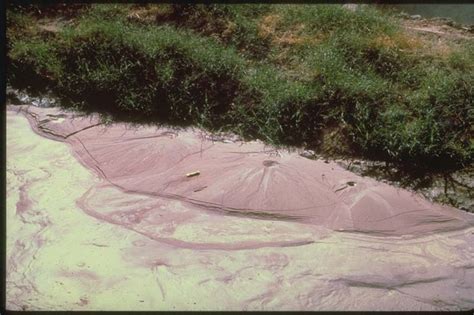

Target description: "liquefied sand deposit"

left=6, top=105, right=474, bottom=311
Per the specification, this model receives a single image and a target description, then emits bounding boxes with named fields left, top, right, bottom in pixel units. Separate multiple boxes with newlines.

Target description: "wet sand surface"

left=6, top=106, right=474, bottom=310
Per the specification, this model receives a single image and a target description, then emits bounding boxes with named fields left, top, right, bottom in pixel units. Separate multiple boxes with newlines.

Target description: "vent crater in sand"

left=263, top=160, right=279, bottom=167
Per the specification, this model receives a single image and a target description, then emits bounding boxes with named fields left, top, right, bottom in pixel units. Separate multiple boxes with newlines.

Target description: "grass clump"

left=9, top=10, right=248, bottom=125
left=152, top=4, right=273, bottom=59
left=7, top=3, right=474, bottom=171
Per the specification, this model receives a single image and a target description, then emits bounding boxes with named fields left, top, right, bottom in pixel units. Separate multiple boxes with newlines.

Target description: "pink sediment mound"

left=13, top=105, right=474, bottom=237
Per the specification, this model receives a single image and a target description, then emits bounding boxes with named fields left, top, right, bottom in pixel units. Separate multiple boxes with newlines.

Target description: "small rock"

left=300, top=150, right=315, bottom=159
left=19, top=95, right=30, bottom=103
left=410, top=15, right=422, bottom=20
left=397, top=12, right=410, bottom=18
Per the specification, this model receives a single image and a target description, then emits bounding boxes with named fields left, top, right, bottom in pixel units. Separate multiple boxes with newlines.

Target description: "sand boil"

left=6, top=105, right=474, bottom=310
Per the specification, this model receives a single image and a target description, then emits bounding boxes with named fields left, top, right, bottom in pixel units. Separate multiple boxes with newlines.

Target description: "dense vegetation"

left=7, top=4, right=474, bottom=171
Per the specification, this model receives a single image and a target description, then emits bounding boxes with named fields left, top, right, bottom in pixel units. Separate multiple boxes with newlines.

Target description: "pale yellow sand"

left=6, top=110, right=474, bottom=311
